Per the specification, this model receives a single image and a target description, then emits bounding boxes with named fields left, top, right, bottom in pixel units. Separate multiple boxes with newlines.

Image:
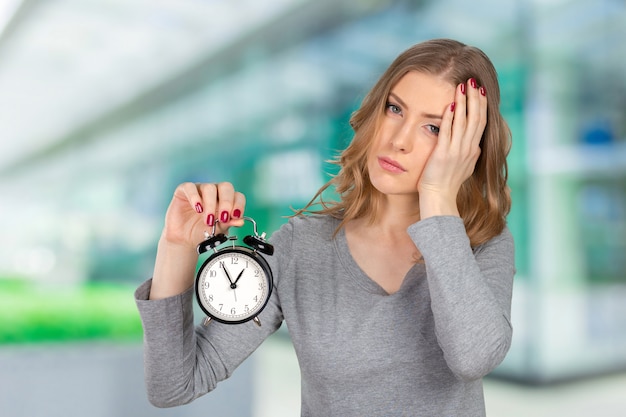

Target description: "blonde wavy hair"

left=296, top=39, right=512, bottom=247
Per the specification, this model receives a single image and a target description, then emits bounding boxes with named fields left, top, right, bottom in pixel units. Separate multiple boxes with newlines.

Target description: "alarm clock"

left=195, top=216, right=274, bottom=327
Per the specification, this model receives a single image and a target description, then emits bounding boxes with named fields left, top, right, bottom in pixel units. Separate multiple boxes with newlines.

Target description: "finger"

left=216, top=182, right=236, bottom=225
left=437, top=96, right=457, bottom=152
left=463, top=78, right=484, bottom=151
left=175, top=182, right=204, bottom=213
left=474, top=85, right=488, bottom=148
left=450, top=81, right=468, bottom=147
left=230, top=191, right=247, bottom=226
left=197, top=183, right=218, bottom=226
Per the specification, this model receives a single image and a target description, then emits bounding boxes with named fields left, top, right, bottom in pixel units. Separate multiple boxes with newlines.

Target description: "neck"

left=360, top=193, right=421, bottom=235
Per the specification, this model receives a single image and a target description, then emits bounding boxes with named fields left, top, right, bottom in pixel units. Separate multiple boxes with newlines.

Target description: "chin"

left=369, top=177, right=407, bottom=196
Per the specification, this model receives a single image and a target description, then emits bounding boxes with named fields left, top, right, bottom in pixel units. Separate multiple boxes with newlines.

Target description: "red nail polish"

left=195, top=202, right=203, bottom=213
left=233, top=209, right=241, bottom=219
left=479, top=86, right=486, bottom=96
left=206, top=213, right=215, bottom=227
left=470, top=78, right=477, bottom=88
left=460, top=83, right=466, bottom=95
left=450, top=102, right=456, bottom=112
left=220, top=211, right=229, bottom=223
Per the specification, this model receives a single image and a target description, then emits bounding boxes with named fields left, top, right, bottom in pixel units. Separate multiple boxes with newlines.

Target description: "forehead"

left=390, top=71, right=455, bottom=107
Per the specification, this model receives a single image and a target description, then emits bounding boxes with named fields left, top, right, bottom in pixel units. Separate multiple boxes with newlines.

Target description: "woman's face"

left=367, top=71, right=455, bottom=197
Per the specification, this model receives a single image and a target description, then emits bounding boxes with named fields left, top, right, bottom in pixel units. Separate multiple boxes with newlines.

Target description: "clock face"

left=195, top=247, right=272, bottom=324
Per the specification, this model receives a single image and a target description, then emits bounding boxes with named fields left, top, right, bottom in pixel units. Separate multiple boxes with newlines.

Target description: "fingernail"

left=460, top=83, right=466, bottom=95
left=479, top=86, right=486, bottom=96
left=469, top=78, right=477, bottom=88
left=220, top=211, right=229, bottom=223
left=206, top=213, right=215, bottom=227
left=450, top=102, right=456, bottom=112
left=195, top=202, right=203, bottom=213
left=232, top=209, right=241, bottom=219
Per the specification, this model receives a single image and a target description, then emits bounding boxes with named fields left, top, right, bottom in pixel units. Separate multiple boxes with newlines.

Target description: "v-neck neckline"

left=334, top=225, right=423, bottom=296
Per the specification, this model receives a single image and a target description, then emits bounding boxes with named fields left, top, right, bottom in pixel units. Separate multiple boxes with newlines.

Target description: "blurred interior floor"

left=253, top=334, right=626, bottom=417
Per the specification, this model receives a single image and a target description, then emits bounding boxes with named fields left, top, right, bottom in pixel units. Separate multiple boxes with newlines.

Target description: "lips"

left=377, top=156, right=406, bottom=173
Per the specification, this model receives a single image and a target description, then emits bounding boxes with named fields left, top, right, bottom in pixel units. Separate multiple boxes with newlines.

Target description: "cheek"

left=374, top=118, right=397, bottom=144
left=371, top=128, right=389, bottom=148
left=419, top=139, right=438, bottom=162
left=410, top=141, right=437, bottom=179
left=366, top=131, right=388, bottom=160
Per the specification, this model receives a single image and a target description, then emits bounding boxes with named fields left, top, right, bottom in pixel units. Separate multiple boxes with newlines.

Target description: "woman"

left=135, top=38, right=515, bottom=416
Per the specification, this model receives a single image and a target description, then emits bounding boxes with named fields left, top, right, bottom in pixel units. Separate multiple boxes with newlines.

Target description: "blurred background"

left=0, top=0, right=625, bottom=416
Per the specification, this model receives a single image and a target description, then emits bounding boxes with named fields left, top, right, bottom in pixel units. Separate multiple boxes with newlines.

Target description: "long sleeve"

left=408, top=216, right=515, bottom=381
left=134, top=276, right=284, bottom=408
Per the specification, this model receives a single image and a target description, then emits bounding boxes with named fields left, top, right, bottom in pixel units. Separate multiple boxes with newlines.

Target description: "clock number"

left=195, top=236, right=273, bottom=324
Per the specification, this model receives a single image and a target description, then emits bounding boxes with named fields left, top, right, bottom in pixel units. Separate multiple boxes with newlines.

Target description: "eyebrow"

left=388, top=92, right=443, bottom=120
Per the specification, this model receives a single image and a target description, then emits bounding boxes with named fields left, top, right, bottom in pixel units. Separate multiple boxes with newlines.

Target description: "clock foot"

left=253, top=317, right=262, bottom=327
left=203, top=316, right=212, bottom=326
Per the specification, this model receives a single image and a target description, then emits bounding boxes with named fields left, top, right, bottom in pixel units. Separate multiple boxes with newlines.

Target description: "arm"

left=134, top=182, right=284, bottom=407
left=408, top=216, right=515, bottom=381
left=410, top=79, right=514, bottom=379
left=135, top=278, right=283, bottom=407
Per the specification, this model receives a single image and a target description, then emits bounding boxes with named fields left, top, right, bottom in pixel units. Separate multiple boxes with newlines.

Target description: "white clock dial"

left=196, top=248, right=271, bottom=324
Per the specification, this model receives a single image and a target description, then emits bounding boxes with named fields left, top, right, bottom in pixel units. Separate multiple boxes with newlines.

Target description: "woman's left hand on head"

left=417, top=78, right=487, bottom=217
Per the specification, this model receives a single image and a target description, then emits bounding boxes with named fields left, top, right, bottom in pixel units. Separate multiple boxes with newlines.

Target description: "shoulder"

left=471, top=224, right=516, bottom=276
left=271, top=214, right=339, bottom=244
left=474, top=224, right=514, bottom=255
left=266, top=215, right=340, bottom=284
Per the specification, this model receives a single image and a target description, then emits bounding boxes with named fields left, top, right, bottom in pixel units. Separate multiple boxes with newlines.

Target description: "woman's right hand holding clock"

left=162, top=182, right=247, bottom=248
left=150, top=182, right=246, bottom=300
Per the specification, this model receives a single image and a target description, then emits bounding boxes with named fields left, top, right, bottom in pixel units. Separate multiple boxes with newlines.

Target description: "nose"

left=390, top=123, right=413, bottom=153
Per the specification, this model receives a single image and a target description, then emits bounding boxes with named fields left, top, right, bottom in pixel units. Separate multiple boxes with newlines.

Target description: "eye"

left=385, top=102, right=402, bottom=115
left=427, top=124, right=440, bottom=135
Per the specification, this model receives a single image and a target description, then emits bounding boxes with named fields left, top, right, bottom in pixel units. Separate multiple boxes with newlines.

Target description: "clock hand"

left=233, top=269, right=245, bottom=285
left=230, top=269, right=246, bottom=303
left=221, top=263, right=236, bottom=288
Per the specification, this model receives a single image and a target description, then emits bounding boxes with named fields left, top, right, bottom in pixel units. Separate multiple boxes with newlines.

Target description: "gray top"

left=135, top=215, right=515, bottom=416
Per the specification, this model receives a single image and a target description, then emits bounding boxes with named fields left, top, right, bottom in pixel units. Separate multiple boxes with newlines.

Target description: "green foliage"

left=0, top=278, right=142, bottom=344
